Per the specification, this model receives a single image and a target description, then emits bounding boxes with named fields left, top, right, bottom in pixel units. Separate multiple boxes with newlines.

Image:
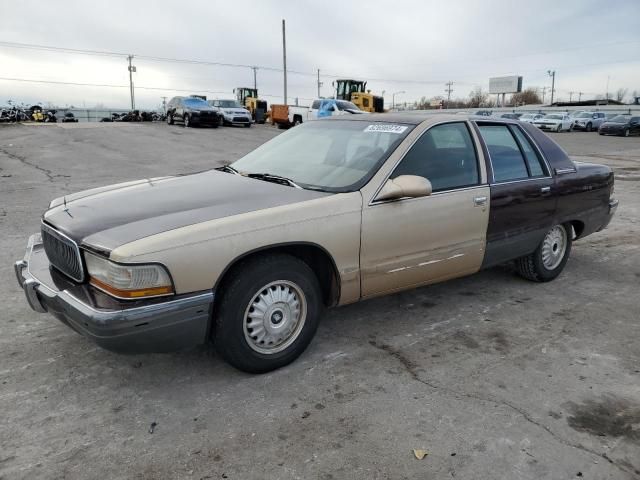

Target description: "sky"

left=0, top=0, right=639, bottom=110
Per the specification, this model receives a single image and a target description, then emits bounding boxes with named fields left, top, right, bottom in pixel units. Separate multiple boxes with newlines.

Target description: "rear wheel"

left=213, top=254, right=323, bottom=373
left=293, top=116, right=302, bottom=126
left=586, top=122, right=593, bottom=132
left=515, top=224, right=572, bottom=282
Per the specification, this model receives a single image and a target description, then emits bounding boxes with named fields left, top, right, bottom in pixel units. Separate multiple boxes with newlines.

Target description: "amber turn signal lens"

left=89, top=276, right=174, bottom=299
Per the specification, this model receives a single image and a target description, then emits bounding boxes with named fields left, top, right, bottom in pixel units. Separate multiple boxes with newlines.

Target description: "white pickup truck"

left=275, top=98, right=363, bottom=127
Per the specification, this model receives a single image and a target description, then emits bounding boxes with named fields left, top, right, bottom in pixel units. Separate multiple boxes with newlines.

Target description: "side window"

left=511, top=126, right=547, bottom=177
left=478, top=125, right=529, bottom=182
left=391, top=122, right=479, bottom=192
left=311, top=100, right=320, bottom=109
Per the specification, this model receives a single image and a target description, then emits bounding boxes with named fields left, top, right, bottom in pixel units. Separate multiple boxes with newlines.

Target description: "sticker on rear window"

left=363, top=124, right=408, bottom=134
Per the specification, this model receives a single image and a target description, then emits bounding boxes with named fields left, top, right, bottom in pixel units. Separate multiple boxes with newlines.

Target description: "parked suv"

left=572, top=111, right=606, bottom=132
left=208, top=99, right=252, bottom=127
left=166, top=96, right=219, bottom=128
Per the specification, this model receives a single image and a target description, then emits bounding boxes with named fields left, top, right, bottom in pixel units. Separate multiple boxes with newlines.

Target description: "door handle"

left=540, top=186, right=551, bottom=193
left=473, top=196, right=487, bottom=206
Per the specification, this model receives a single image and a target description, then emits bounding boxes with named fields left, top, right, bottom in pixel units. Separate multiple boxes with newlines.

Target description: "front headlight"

left=84, top=252, right=174, bottom=299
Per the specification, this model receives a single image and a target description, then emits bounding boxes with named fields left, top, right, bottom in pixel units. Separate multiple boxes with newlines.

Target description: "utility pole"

left=547, top=70, right=556, bottom=105
left=252, top=66, right=258, bottom=91
left=127, top=55, right=136, bottom=110
left=317, top=69, right=323, bottom=98
left=606, top=75, right=610, bottom=101
left=282, top=19, right=288, bottom=105
left=569, top=91, right=574, bottom=103
left=444, top=81, right=453, bottom=109
left=541, top=86, right=548, bottom=104
left=578, top=91, right=584, bottom=101
left=161, top=96, right=167, bottom=113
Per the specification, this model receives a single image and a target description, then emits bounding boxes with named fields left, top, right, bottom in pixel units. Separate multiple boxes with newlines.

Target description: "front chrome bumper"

left=15, top=234, right=214, bottom=353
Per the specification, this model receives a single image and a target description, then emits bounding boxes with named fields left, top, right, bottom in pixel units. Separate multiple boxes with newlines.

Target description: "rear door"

left=475, top=121, right=557, bottom=267
left=360, top=121, right=490, bottom=297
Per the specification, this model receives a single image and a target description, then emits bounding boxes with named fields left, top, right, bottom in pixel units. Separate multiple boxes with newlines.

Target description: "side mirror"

left=376, top=175, right=432, bottom=202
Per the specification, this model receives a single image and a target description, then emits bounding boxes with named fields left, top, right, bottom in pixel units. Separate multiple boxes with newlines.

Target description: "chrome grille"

left=41, top=223, right=85, bottom=282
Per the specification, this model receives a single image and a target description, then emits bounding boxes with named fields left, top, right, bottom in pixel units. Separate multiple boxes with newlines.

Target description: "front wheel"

left=184, top=114, right=191, bottom=127
left=515, top=224, right=572, bottom=282
left=213, top=254, right=323, bottom=373
left=586, top=122, right=592, bottom=132
left=167, top=114, right=174, bottom=125
left=556, top=124, right=562, bottom=133
left=623, top=128, right=630, bottom=137
left=219, top=115, right=225, bottom=127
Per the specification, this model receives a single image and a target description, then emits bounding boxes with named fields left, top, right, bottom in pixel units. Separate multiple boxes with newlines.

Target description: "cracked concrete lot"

left=1, top=122, right=639, bottom=479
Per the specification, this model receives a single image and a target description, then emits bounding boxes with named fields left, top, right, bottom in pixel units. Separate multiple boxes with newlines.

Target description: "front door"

left=475, top=122, right=557, bottom=267
left=360, top=121, right=490, bottom=297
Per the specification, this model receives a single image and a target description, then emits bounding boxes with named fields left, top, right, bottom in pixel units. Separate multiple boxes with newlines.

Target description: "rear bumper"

left=601, top=199, right=619, bottom=230
left=15, top=234, right=214, bottom=353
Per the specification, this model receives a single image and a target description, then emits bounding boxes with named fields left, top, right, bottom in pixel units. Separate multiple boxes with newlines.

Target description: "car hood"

left=536, top=118, right=560, bottom=123
left=43, top=170, right=330, bottom=252
left=601, top=121, right=625, bottom=127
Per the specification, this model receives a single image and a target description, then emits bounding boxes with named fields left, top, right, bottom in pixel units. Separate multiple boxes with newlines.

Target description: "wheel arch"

left=213, top=242, right=341, bottom=308
left=568, top=220, right=585, bottom=239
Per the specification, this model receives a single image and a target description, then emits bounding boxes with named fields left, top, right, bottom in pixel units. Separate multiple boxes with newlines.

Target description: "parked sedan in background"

left=495, top=113, right=521, bottom=120
left=166, top=96, right=220, bottom=128
left=599, top=115, right=640, bottom=137
left=533, top=113, right=573, bottom=132
left=519, top=113, right=545, bottom=124
left=208, top=99, right=252, bottom=127
left=572, top=111, right=606, bottom=132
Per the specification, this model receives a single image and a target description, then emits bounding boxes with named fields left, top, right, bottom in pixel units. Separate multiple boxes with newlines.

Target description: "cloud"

left=0, top=0, right=638, bottom=108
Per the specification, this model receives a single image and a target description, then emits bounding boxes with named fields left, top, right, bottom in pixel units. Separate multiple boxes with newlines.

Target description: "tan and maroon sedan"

left=15, top=114, right=617, bottom=372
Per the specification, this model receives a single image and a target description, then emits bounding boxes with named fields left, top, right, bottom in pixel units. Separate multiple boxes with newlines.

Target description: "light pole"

left=547, top=70, right=556, bottom=105
left=392, top=91, right=405, bottom=110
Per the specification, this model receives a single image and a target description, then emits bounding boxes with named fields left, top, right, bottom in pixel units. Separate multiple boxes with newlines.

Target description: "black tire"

left=218, top=115, right=225, bottom=127
left=515, top=224, right=573, bottom=282
left=184, top=114, right=191, bottom=128
left=586, top=122, right=592, bottom=132
left=213, top=254, right=323, bottom=373
left=167, top=114, right=174, bottom=125
left=623, top=128, right=630, bottom=137
left=556, top=124, right=562, bottom=133
left=293, top=116, right=302, bottom=126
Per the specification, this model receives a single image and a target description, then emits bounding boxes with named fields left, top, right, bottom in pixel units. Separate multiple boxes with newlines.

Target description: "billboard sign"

left=489, top=76, right=523, bottom=94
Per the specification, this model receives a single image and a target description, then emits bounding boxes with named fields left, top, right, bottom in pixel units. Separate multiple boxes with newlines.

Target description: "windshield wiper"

left=246, top=173, right=302, bottom=189
left=216, top=165, right=241, bottom=175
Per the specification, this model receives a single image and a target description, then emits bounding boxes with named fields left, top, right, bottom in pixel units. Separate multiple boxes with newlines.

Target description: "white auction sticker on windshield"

left=363, top=124, right=408, bottom=134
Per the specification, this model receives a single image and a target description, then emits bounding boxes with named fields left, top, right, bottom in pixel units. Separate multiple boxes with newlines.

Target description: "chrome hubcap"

left=243, top=280, right=307, bottom=354
left=541, top=225, right=567, bottom=270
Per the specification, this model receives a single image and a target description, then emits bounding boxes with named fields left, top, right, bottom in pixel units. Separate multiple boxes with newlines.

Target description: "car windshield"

left=183, top=98, right=209, bottom=108
left=217, top=100, right=242, bottom=108
left=520, top=114, right=535, bottom=119
left=335, top=100, right=360, bottom=111
left=546, top=115, right=563, bottom=120
left=608, top=115, right=629, bottom=123
left=577, top=112, right=593, bottom=118
left=230, top=120, right=414, bottom=192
